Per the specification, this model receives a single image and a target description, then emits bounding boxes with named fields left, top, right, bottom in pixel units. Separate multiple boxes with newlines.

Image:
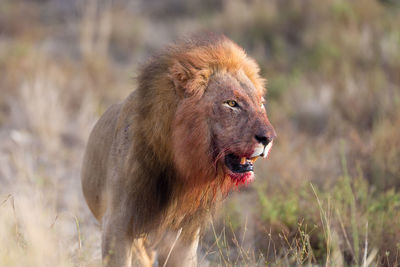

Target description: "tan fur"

left=81, top=34, right=275, bottom=267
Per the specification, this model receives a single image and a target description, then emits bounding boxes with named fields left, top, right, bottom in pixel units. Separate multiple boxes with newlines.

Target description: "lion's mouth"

left=224, top=154, right=258, bottom=184
left=223, top=141, right=273, bottom=184
left=224, top=154, right=257, bottom=174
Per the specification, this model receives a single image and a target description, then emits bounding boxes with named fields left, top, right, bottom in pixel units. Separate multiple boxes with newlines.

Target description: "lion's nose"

left=255, top=131, right=276, bottom=146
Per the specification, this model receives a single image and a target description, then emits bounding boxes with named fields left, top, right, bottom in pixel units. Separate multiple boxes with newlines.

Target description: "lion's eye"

left=226, top=100, right=239, bottom=108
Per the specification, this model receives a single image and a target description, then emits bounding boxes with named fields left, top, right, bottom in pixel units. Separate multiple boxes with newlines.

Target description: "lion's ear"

left=169, top=60, right=210, bottom=98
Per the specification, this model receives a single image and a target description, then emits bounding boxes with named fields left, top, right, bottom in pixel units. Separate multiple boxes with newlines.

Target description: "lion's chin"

left=227, top=171, right=254, bottom=186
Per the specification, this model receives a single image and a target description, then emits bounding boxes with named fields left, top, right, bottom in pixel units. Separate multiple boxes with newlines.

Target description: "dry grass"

left=1, top=0, right=400, bottom=266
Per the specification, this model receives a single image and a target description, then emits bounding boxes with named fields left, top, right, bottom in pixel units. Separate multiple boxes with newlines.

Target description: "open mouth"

left=223, top=141, right=273, bottom=183
left=224, top=154, right=258, bottom=174
left=224, top=154, right=259, bottom=184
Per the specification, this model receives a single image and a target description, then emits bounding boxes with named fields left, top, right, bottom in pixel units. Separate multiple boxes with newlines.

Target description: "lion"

left=81, top=34, right=276, bottom=267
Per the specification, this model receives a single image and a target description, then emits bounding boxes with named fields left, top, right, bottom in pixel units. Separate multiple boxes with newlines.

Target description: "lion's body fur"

left=81, top=34, right=273, bottom=266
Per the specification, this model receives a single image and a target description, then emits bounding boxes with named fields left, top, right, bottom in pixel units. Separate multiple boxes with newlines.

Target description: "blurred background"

left=0, top=0, right=400, bottom=266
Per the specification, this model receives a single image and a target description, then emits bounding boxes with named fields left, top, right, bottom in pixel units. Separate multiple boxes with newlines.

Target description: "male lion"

left=81, top=34, right=276, bottom=267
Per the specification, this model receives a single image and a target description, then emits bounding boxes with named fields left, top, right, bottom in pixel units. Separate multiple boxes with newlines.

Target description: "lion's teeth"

left=249, top=156, right=259, bottom=163
left=240, top=157, right=246, bottom=165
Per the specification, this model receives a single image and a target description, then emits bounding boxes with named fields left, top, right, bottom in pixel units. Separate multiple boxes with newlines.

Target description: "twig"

left=210, top=218, right=229, bottom=265
left=1, top=194, right=19, bottom=240
left=163, top=228, right=182, bottom=267
left=310, top=183, right=331, bottom=267
left=336, top=208, right=355, bottom=259
left=50, top=213, right=82, bottom=253
left=362, top=221, right=368, bottom=267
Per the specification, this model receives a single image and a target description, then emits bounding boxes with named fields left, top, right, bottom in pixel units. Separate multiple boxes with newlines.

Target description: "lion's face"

left=203, top=71, right=276, bottom=184
left=170, top=40, right=276, bottom=187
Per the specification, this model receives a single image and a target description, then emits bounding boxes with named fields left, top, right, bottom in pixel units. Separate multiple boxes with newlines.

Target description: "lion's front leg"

left=101, top=212, right=134, bottom=267
left=157, top=228, right=200, bottom=267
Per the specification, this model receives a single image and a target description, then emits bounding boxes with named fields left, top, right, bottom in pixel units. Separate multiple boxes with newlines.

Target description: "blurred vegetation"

left=0, top=0, right=400, bottom=266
